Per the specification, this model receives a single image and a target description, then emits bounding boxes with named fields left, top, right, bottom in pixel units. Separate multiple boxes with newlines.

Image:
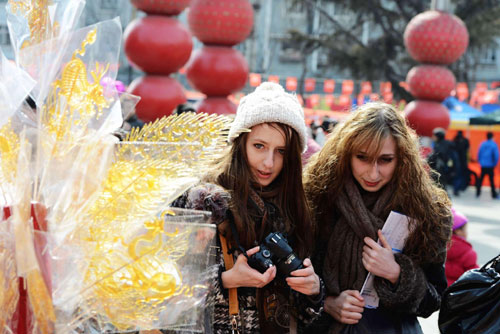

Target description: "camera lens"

left=262, top=249, right=272, bottom=258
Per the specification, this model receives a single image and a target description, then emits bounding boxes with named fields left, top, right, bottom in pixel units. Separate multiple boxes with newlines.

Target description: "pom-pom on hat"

left=451, top=207, right=467, bottom=230
left=228, top=82, right=308, bottom=152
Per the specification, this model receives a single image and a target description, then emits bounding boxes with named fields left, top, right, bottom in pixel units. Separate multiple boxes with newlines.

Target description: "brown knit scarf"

left=323, top=176, right=394, bottom=296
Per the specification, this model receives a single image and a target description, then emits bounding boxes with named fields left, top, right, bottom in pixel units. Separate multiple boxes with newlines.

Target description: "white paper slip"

left=360, top=211, right=411, bottom=309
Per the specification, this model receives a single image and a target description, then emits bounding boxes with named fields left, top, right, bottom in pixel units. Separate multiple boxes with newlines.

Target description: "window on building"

left=279, top=39, right=302, bottom=62
left=478, top=45, right=497, bottom=64
left=0, top=25, right=10, bottom=45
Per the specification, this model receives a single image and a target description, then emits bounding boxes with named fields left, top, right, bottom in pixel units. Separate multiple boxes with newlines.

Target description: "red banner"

left=323, top=79, right=335, bottom=93
left=267, top=75, right=280, bottom=84
left=341, top=80, right=354, bottom=95
left=286, top=77, right=298, bottom=91
left=305, top=78, right=316, bottom=92
left=249, top=73, right=262, bottom=87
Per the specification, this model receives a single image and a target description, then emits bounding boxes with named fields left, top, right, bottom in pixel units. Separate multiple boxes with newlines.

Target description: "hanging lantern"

left=124, top=16, right=192, bottom=75
left=128, top=76, right=186, bottom=122
left=404, top=10, right=469, bottom=65
left=186, top=46, right=249, bottom=96
left=406, top=65, right=456, bottom=101
left=188, top=0, right=254, bottom=46
left=130, top=0, right=191, bottom=15
left=405, top=100, right=450, bottom=137
left=196, top=97, right=237, bottom=115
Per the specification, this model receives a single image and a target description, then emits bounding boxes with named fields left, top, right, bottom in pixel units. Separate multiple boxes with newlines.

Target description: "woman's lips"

left=257, top=170, right=272, bottom=179
left=364, top=180, right=380, bottom=187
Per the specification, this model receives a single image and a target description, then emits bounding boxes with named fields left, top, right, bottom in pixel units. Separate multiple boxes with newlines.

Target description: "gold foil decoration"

left=42, top=28, right=109, bottom=144
left=26, top=270, right=56, bottom=334
left=72, top=113, right=230, bottom=330
left=8, top=0, right=55, bottom=49
left=0, top=247, right=19, bottom=333
left=0, top=121, right=20, bottom=188
left=84, top=216, right=204, bottom=330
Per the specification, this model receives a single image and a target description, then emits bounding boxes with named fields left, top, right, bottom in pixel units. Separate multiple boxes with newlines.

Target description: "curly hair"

left=205, top=123, right=313, bottom=259
left=304, top=102, right=452, bottom=264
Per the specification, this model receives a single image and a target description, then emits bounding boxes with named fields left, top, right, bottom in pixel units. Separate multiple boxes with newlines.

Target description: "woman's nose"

left=263, top=151, right=274, bottom=168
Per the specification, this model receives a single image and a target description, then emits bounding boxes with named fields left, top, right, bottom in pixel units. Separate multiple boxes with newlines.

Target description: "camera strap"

left=227, top=210, right=248, bottom=258
left=219, top=231, right=240, bottom=334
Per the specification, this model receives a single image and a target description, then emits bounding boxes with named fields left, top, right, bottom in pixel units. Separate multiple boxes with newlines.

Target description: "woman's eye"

left=379, top=157, right=394, bottom=164
left=254, top=143, right=263, bottom=149
left=356, top=154, right=368, bottom=161
left=277, top=149, right=285, bottom=155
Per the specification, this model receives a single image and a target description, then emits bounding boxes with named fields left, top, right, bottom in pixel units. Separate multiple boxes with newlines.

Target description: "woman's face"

left=351, top=135, right=397, bottom=192
left=245, top=123, right=286, bottom=187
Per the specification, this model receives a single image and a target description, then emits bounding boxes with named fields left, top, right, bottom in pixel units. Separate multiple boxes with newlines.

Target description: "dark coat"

left=172, top=183, right=324, bottom=334
left=306, top=210, right=450, bottom=334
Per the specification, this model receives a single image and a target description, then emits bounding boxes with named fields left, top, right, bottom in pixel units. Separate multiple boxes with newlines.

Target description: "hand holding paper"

left=362, top=230, right=401, bottom=284
left=360, top=211, right=411, bottom=309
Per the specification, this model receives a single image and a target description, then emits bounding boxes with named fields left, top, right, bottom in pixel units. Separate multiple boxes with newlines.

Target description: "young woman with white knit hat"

left=172, top=82, right=324, bottom=333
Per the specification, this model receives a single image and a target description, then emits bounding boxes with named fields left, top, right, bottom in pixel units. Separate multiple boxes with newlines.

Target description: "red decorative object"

left=405, top=100, right=450, bottom=137
left=196, top=97, right=237, bottom=115
left=124, top=16, right=192, bottom=75
left=3, top=203, right=50, bottom=334
left=186, top=46, right=249, bottom=96
left=404, top=10, right=469, bottom=65
left=128, top=76, right=186, bottom=122
left=323, top=79, right=335, bottom=93
left=305, top=78, right=316, bottom=92
left=131, top=0, right=191, bottom=15
left=406, top=65, right=456, bottom=101
left=188, top=0, right=254, bottom=46
left=286, top=77, right=298, bottom=91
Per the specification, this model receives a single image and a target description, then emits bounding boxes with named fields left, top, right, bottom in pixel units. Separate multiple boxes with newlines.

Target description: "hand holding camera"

left=248, top=232, right=304, bottom=277
left=221, top=246, right=277, bottom=289
left=248, top=232, right=320, bottom=296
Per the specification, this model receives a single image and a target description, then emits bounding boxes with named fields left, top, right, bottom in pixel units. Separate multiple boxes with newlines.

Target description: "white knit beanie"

left=228, top=82, right=308, bottom=152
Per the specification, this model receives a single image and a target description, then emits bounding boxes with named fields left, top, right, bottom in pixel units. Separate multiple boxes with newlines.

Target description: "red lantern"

left=128, top=76, right=186, bottom=122
left=186, top=46, right=249, bottom=96
left=404, top=10, right=469, bottom=64
left=188, top=0, right=254, bottom=46
left=196, top=97, right=237, bottom=115
left=404, top=100, right=450, bottom=137
left=406, top=65, right=456, bottom=101
left=124, top=16, right=192, bottom=75
left=130, top=0, right=191, bottom=15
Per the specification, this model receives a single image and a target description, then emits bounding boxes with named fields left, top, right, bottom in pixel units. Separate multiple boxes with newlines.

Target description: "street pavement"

left=419, top=185, right=500, bottom=333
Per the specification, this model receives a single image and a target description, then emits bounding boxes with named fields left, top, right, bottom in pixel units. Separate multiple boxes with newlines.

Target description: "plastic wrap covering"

left=0, top=1, right=232, bottom=333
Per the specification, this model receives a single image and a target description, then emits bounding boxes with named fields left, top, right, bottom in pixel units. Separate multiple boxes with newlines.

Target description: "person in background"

left=302, top=136, right=321, bottom=166
left=476, top=132, right=499, bottom=199
left=452, top=130, right=470, bottom=195
left=428, top=128, right=456, bottom=193
left=445, top=207, right=479, bottom=286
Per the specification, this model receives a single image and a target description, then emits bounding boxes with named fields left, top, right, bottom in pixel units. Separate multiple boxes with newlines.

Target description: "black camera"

left=248, top=232, right=303, bottom=277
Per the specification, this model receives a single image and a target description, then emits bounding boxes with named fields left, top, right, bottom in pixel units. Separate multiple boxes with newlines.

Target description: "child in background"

left=445, top=207, right=479, bottom=286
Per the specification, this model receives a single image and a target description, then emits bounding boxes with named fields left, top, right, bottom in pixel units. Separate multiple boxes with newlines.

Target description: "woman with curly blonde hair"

left=303, top=102, right=452, bottom=333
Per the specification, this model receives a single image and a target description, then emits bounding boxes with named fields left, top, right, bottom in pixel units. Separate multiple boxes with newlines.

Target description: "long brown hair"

left=206, top=123, right=313, bottom=258
left=304, top=102, right=452, bottom=263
